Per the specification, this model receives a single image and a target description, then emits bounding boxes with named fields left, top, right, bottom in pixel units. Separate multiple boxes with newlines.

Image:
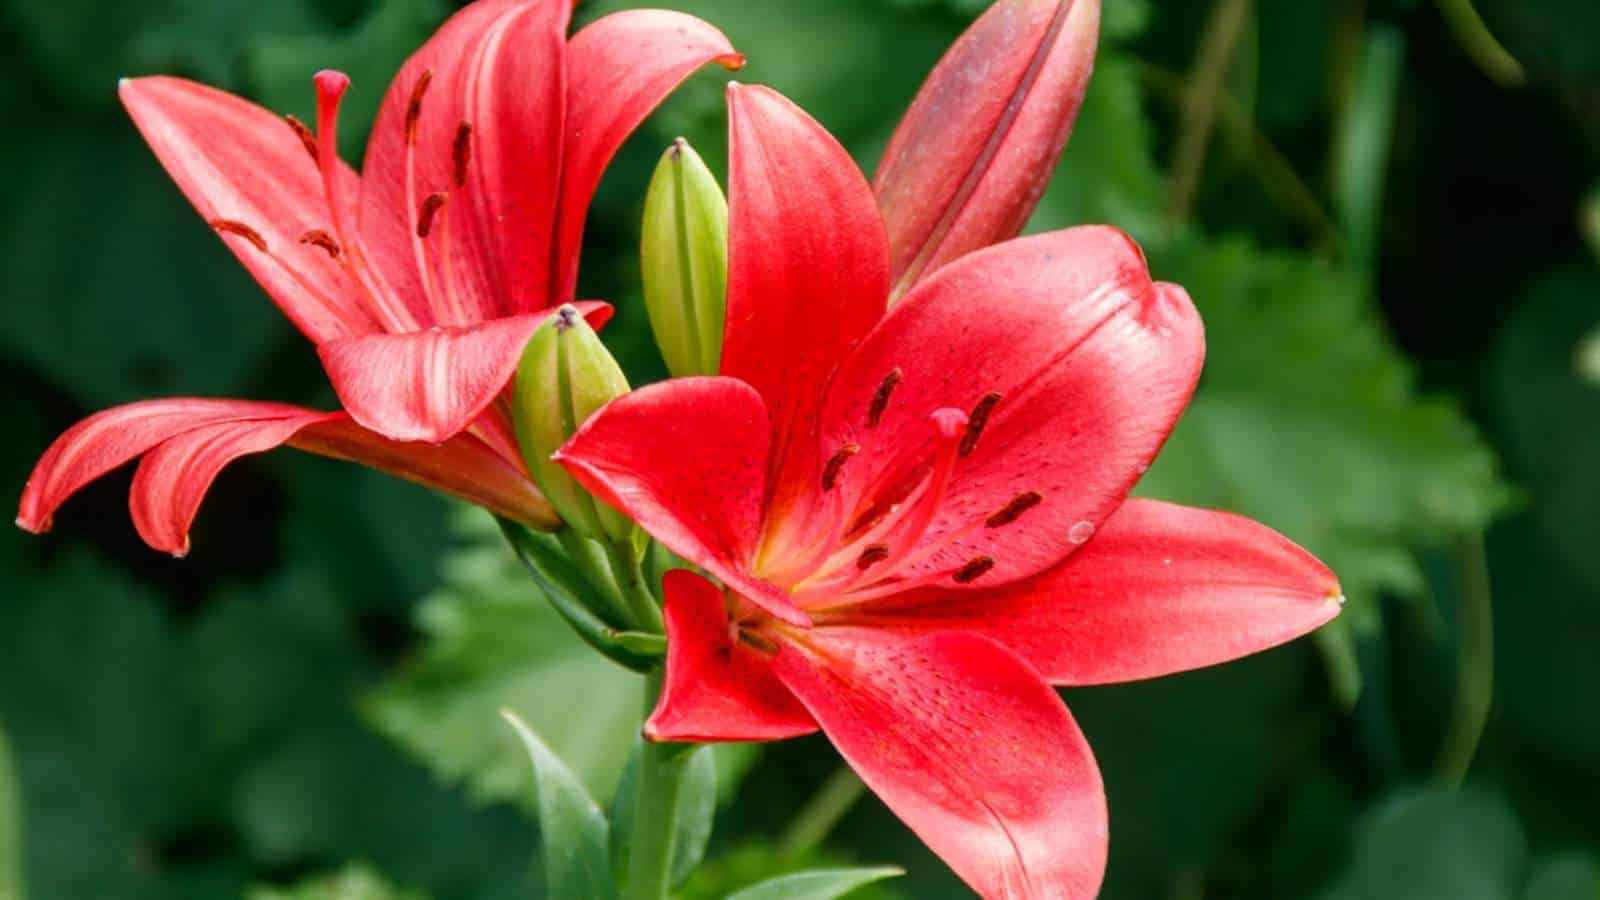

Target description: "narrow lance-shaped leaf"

left=500, top=710, right=616, bottom=900
left=724, top=866, right=905, bottom=900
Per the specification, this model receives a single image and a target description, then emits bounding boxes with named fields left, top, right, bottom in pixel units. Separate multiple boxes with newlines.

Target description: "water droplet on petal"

left=1068, top=520, right=1095, bottom=544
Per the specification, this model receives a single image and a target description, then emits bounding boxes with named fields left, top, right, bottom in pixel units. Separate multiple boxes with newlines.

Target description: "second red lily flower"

left=556, top=81, right=1343, bottom=900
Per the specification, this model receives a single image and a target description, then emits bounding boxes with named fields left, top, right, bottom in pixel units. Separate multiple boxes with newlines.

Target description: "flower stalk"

left=621, top=670, right=694, bottom=900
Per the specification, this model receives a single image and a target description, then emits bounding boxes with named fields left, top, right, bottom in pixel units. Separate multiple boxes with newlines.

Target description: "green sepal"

left=501, top=711, right=617, bottom=900
left=498, top=519, right=663, bottom=673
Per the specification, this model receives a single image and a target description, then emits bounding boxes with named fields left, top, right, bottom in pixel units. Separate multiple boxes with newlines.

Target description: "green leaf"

left=610, top=741, right=718, bottom=888
left=0, top=722, right=20, bottom=900
left=1522, top=854, right=1600, bottom=900
left=1316, top=788, right=1526, bottom=900
left=247, top=864, right=428, bottom=900
left=0, top=124, right=287, bottom=407
left=1331, top=26, right=1405, bottom=269
left=131, top=0, right=323, bottom=93
left=249, top=0, right=450, bottom=149
left=724, top=866, right=906, bottom=900
left=366, top=513, right=644, bottom=805
left=1139, top=237, right=1511, bottom=651
left=368, top=512, right=761, bottom=812
left=501, top=712, right=616, bottom=899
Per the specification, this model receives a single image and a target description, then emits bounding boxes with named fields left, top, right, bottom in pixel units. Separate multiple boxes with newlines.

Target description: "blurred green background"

left=2, top=0, right=1597, bottom=897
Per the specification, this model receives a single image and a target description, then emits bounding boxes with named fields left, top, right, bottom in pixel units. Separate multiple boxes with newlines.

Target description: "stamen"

left=986, top=491, right=1042, bottom=528
left=952, top=556, right=996, bottom=584
left=299, top=229, right=341, bottom=259
left=855, top=544, right=890, bottom=570
left=960, top=392, right=1002, bottom=456
left=283, top=115, right=319, bottom=163
left=209, top=220, right=268, bottom=253
left=452, top=122, right=473, bottom=189
left=417, top=193, right=449, bottom=238
left=821, top=443, right=861, bottom=491
left=867, top=368, right=902, bottom=428
left=405, top=69, right=433, bottom=145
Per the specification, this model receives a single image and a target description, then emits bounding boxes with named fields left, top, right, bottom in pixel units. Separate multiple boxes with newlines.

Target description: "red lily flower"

left=556, top=84, right=1342, bottom=899
left=17, top=0, right=742, bottom=555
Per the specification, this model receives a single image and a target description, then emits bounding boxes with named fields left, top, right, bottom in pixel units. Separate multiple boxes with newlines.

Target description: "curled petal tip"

left=718, top=52, right=747, bottom=72
left=15, top=514, right=42, bottom=534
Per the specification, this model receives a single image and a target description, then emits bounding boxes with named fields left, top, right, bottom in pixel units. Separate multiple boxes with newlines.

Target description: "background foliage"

left=2, top=0, right=1597, bottom=896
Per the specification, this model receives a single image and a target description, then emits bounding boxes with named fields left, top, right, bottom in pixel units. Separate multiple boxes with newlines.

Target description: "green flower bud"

left=641, top=138, right=728, bottom=377
left=514, top=306, right=635, bottom=544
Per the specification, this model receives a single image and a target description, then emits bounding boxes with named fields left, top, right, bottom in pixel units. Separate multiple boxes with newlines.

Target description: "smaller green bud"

left=514, top=305, right=635, bottom=543
left=641, top=137, right=728, bottom=377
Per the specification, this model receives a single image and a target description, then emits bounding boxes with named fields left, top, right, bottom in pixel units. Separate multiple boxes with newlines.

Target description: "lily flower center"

left=206, top=69, right=481, bottom=336
left=742, top=370, right=1047, bottom=627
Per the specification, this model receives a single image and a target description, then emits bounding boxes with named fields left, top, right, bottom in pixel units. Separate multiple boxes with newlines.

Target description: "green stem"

left=605, top=538, right=665, bottom=634
left=556, top=527, right=631, bottom=626
left=1168, top=0, right=1254, bottom=221
left=622, top=670, right=692, bottom=900
left=0, top=721, right=21, bottom=900
left=1434, top=0, right=1525, bottom=87
left=778, top=765, right=867, bottom=859
left=1434, top=532, right=1496, bottom=786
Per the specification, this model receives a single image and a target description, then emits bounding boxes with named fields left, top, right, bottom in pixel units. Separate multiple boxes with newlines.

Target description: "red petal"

left=875, top=0, right=1101, bottom=296
left=850, top=499, right=1343, bottom=685
left=774, top=628, right=1107, bottom=899
left=288, top=415, right=556, bottom=528
left=553, top=10, right=743, bottom=302
left=17, top=398, right=316, bottom=536
left=645, top=570, right=817, bottom=742
left=119, top=77, right=381, bottom=343
left=721, top=84, right=891, bottom=528
left=18, top=398, right=555, bottom=554
left=555, top=377, right=810, bottom=627
left=317, top=303, right=611, bottom=444
left=130, top=411, right=334, bottom=555
left=359, top=0, right=569, bottom=324
left=818, top=226, right=1203, bottom=588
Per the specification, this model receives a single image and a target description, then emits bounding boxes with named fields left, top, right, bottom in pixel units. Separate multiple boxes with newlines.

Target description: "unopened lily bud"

left=875, top=0, right=1102, bottom=299
left=641, top=138, right=728, bottom=377
left=514, top=306, right=635, bottom=543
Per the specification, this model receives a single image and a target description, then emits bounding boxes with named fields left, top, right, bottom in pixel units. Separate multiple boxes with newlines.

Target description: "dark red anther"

left=952, top=556, right=996, bottom=584
left=856, top=544, right=891, bottom=571
left=959, top=392, right=1002, bottom=456
left=299, top=229, right=342, bottom=259
left=417, top=193, right=449, bottom=238
left=867, top=367, right=903, bottom=428
left=284, top=115, right=319, bottom=163
left=405, top=69, right=433, bottom=145
left=452, top=122, right=473, bottom=188
left=821, top=442, right=861, bottom=491
left=986, top=491, right=1042, bottom=528
left=209, top=219, right=268, bottom=253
